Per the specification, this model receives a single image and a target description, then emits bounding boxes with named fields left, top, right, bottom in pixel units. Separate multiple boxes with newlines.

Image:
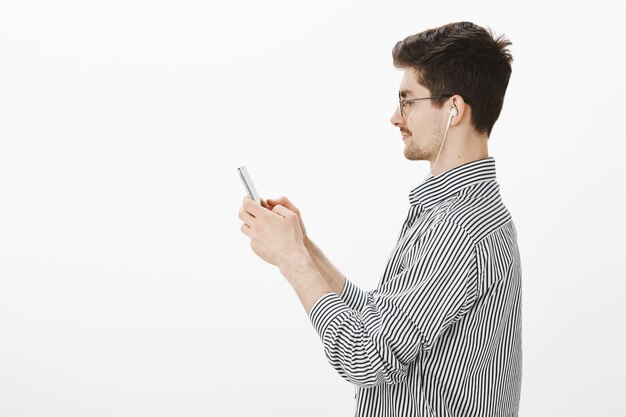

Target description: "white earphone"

left=425, top=106, right=458, bottom=181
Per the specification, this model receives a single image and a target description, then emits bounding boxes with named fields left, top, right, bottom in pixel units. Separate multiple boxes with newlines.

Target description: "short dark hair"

left=392, top=21, right=513, bottom=136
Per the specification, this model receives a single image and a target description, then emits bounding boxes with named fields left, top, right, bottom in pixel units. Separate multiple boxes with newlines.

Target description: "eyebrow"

left=399, top=90, right=415, bottom=99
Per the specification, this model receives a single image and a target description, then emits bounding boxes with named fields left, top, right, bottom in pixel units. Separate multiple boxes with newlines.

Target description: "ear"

left=449, top=95, right=469, bottom=127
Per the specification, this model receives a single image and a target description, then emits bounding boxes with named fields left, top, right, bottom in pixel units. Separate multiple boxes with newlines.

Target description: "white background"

left=1, top=1, right=625, bottom=416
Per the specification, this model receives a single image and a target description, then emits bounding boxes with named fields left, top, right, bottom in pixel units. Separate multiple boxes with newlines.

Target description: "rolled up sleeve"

left=338, top=278, right=368, bottom=312
left=309, top=221, right=478, bottom=387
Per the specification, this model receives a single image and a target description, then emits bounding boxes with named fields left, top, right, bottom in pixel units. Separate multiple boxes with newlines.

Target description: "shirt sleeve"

left=338, top=278, right=369, bottom=312
left=308, top=220, right=478, bottom=387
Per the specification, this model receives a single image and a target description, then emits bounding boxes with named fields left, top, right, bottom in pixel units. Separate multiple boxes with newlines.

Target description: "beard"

left=403, top=133, right=443, bottom=161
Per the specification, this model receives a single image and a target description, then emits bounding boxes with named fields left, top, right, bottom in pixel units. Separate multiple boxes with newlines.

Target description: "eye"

left=403, top=100, right=413, bottom=108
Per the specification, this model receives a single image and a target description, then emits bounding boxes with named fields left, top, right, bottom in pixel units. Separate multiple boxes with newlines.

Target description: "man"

left=238, top=21, right=521, bottom=416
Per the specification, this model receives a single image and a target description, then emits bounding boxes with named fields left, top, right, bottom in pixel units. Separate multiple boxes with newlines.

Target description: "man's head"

left=390, top=22, right=513, bottom=164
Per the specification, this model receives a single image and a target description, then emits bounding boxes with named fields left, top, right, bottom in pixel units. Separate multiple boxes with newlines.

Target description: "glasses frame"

left=398, top=93, right=453, bottom=117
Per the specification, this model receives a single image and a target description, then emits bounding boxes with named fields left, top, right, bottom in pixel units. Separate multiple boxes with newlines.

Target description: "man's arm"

left=240, top=196, right=477, bottom=387
left=307, top=221, right=478, bottom=387
left=261, top=197, right=347, bottom=295
left=304, top=237, right=347, bottom=296
left=258, top=196, right=365, bottom=311
left=278, top=246, right=334, bottom=315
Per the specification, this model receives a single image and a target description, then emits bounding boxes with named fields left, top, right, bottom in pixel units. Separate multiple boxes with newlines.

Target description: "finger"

left=267, top=196, right=289, bottom=205
left=238, top=206, right=256, bottom=226
left=268, top=196, right=298, bottom=213
left=242, top=196, right=264, bottom=217
left=242, top=195, right=261, bottom=206
left=240, top=222, right=253, bottom=237
left=271, top=204, right=295, bottom=219
left=265, top=199, right=280, bottom=210
left=260, top=198, right=268, bottom=208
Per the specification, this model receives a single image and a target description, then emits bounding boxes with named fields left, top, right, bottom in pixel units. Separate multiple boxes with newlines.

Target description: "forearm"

left=279, top=247, right=334, bottom=315
left=308, top=292, right=412, bottom=387
left=304, top=237, right=347, bottom=296
left=281, top=249, right=407, bottom=387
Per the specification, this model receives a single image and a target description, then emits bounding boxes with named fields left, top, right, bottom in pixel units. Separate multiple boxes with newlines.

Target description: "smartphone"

left=237, top=166, right=261, bottom=204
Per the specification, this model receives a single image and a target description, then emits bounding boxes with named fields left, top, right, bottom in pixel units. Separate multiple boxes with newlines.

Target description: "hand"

left=262, top=196, right=308, bottom=244
left=239, top=196, right=307, bottom=268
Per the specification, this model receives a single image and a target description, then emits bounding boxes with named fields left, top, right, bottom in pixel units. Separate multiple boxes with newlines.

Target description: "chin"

left=404, top=145, right=428, bottom=161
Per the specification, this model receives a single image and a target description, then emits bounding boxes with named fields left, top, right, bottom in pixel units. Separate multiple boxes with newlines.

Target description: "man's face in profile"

left=390, top=69, right=447, bottom=162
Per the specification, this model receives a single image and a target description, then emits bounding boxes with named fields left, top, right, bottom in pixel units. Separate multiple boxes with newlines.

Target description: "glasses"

left=398, top=93, right=453, bottom=117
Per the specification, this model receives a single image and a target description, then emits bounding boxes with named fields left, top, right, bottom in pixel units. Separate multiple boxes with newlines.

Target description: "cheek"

left=407, top=116, right=420, bottom=132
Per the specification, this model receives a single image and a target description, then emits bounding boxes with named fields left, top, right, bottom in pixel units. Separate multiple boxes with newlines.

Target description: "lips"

left=401, top=131, right=411, bottom=140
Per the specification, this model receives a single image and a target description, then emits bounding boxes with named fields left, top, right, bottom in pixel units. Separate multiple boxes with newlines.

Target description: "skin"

left=239, top=197, right=332, bottom=314
left=391, top=68, right=489, bottom=175
left=238, top=68, right=490, bottom=315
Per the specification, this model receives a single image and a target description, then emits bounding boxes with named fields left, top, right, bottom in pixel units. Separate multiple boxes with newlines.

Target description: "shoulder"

left=432, top=180, right=513, bottom=243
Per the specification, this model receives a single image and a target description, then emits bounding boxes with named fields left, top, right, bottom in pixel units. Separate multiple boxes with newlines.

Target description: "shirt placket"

left=397, top=204, right=424, bottom=241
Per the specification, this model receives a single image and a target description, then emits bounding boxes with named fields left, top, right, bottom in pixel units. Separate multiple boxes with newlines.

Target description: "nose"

left=390, top=105, right=403, bottom=127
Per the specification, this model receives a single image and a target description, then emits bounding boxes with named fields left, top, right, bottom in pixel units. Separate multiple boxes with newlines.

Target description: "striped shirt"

left=309, top=157, right=522, bottom=416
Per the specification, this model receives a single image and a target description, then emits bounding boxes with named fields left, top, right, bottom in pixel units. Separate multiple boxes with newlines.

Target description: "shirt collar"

left=409, top=157, right=497, bottom=209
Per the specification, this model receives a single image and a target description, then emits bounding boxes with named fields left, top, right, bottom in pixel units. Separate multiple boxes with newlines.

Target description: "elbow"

left=326, top=355, right=408, bottom=388
left=321, top=316, right=411, bottom=388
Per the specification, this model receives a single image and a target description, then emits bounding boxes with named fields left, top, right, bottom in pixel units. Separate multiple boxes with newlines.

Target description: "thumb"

left=271, top=204, right=293, bottom=219
left=268, top=196, right=294, bottom=210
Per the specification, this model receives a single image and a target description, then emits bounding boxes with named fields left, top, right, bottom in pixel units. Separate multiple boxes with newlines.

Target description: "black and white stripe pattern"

left=309, top=157, right=522, bottom=416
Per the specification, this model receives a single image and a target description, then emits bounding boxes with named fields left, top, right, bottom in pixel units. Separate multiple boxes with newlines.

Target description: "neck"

left=429, top=132, right=489, bottom=177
